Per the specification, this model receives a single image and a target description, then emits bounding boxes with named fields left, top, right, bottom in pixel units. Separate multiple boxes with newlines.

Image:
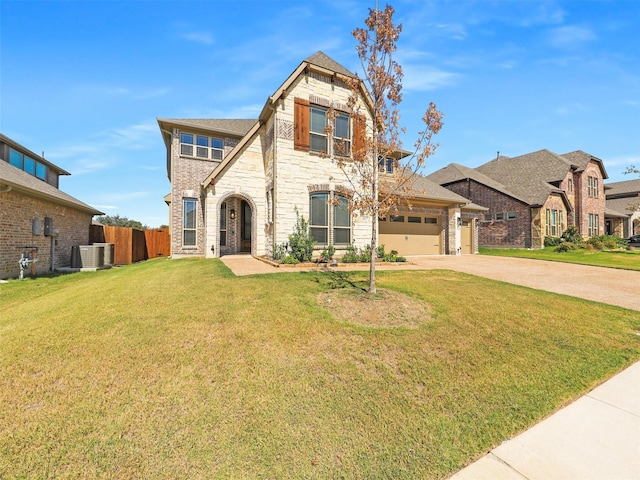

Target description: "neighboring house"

left=0, top=133, right=103, bottom=279
left=604, top=178, right=640, bottom=237
left=158, top=51, right=482, bottom=260
left=428, top=149, right=607, bottom=248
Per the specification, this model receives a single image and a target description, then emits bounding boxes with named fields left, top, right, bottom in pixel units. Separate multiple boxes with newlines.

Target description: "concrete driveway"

left=406, top=255, right=640, bottom=311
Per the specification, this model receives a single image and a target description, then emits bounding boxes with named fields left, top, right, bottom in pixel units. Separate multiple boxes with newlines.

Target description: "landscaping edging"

left=255, top=255, right=412, bottom=269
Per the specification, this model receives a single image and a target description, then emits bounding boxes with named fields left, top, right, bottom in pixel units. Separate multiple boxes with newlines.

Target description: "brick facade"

left=0, top=189, right=92, bottom=279
left=445, top=179, right=532, bottom=247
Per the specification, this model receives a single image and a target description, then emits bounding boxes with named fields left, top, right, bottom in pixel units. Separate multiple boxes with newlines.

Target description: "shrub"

left=358, top=245, right=372, bottom=263
left=288, top=208, right=315, bottom=262
left=272, top=243, right=288, bottom=261
left=544, top=236, right=562, bottom=247
left=556, top=242, right=577, bottom=253
left=281, top=255, right=299, bottom=265
left=341, top=244, right=360, bottom=263
left=561, top=226, right=582, bottom=244
left=319, top=244, right=336, bottom=263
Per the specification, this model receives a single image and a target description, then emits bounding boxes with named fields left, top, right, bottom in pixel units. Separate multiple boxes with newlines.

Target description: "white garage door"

left=379, top=214, right=442, bottom=255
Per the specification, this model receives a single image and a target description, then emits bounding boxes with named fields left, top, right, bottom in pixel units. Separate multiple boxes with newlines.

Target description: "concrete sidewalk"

left=450, top=361, right=640, bottom=480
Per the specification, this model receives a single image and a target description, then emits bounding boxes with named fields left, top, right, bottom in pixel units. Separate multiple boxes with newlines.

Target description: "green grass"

left=1, top=258, right=639, bottom=479
left=480, top=246, right=640, bottom=271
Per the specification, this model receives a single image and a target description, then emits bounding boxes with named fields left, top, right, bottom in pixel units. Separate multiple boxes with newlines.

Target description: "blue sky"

left=2, top=0, right=639, bottom=227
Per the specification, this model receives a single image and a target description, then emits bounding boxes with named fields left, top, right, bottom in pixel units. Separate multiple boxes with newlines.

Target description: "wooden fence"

left=89, top=225, right=170, bottom=265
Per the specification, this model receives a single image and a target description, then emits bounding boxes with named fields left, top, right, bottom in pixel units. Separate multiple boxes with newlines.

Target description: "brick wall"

left=576, top=163, right=606, bottom=236
left=0, top=190, right=92, bottom=279
left=444, top=180, right=532, bottom=247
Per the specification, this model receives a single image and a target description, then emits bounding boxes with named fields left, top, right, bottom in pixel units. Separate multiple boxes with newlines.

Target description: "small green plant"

left=272, top=243, right=288, bottom=261
left=358, top=245, right=372, bottom=263
left=341, top=244, right=360, bottom=263
left=376, top=244, right=386, bottom=259
left=280, top=255, right=299, bottom=264
left=319, top=244, right=336, bottom=263
left=288, top=208, right=315, bottom=262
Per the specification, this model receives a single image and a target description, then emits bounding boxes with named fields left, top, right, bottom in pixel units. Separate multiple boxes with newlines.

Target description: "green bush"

left=358, top=245, right=372, bottom=263
left=544, top=236, right=562, bottom=247
left=272, top=243, right=287, bottom=261
left=556, top=242, right=577, bottom=253
left=288, top=208, right=315, bottom=262
left=341, top=244, right=360, bottom=263
left=561, top=226, right=582, bottom=244
left=281, top=255, right=299, bottom=264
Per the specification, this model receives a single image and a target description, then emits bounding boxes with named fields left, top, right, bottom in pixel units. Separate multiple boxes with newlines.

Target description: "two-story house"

left=0, top=133, right=103, bottom=279
left=428, top=149, right=608, bottom=248
left=159, top=52, right=482, bottom=260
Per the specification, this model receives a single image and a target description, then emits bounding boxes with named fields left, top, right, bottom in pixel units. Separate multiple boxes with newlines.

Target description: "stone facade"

left=161, top=53, right=475, bottom=259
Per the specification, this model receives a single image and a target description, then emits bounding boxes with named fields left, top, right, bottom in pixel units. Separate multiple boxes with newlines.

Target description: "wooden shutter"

left=294, top=98, right=310, bottom=151
left=352, top=114, right=366, bottom=161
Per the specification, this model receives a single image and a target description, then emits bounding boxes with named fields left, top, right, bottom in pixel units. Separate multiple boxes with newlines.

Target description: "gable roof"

left=474, top=149, right=578, bottom=207
left=408, top=174, right=483, bottom=205
left=606, top=196, right=639, bottom=216
left=304, top=51, right=355, bottom=77
left=0, top=160, right=103, bottom=215
left=427, top=163, right=526, bottom=202
left=561, top=150, right=608, bottom=178
left=157, top=118, right=257, bottom=138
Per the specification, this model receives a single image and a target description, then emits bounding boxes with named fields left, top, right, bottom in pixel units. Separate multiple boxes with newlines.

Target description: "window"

left=588, top=213, right=599, bottom=236
left=546, top=209, right=563, bottom=236
left=334, top=112, right=351, bottom=156
left=507, top=211, right=516, bottom=220
left=408, top=216, right=421, bottom=223
left=8, top=148, right=47, bottom=181
left=181, top=133, right=224, bottom=160
left=183, top=198, right=197, bottom=246
left=220, top=202, right=227, bottom=246
left=390, top=215, right=404, bottom=222
left=495, top=212, right=504, bottom=221
left=378, top=156, right=394, bottom=173
left=567, top=178, right=573, bottom=192
left=309, top=192, right=351, bottom=245
left=587, top=176, right=599, bottom=197
left=425, top=217, right=438, bottom=224
left=310, top=106, right=328, bottom=153
left=483, top=213, right=492, bottom=222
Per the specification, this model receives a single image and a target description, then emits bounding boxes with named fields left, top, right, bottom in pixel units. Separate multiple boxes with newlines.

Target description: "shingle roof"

left=157, top=118, right=257, bottom=137
left=605, top=178, right=640, bottom=196
left=385, top=173, right=472, bottom=204
left=606, top=196, right=639, bottom=215
left=0, top=161, right=103, bottom=215
left=476, top=149, right=572, bottom=206
left=427, top=163, right=527, bottom=202
left=562, top=150, right=608, bottom=178
left=304, top=51, right=355, bottom=77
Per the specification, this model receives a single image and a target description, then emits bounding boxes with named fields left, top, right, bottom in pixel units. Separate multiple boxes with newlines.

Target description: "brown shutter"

left=352, top=114, right=366, bottom=161
left=294, top=98, right=310, bottom=151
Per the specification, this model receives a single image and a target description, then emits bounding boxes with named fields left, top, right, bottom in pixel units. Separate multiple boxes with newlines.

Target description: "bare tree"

left=332, top=4, right=444, bottom=293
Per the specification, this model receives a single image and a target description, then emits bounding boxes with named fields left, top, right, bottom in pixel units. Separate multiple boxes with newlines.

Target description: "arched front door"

left=241, top=200, right=252, bottom=252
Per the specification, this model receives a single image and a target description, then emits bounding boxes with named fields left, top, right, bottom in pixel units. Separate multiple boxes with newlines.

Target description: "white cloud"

left=402, top=65, right=460, bottom=91
left=180, top=31, right=215, bottom=46
left=547, top=25, right=596, bottom=49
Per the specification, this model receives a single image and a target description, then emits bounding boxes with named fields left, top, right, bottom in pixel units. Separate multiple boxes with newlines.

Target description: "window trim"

left=183, top=198, right=197, bottom=247
left=180, top=132, right=224, bottom=161
left=309, top=191, right=351, bottom=246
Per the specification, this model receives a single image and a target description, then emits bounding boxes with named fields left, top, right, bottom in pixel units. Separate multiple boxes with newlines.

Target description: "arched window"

left=309, top=192, right=351, bottom=246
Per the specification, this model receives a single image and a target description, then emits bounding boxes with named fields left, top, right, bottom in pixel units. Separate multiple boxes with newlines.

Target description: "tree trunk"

left=369, top=145, right=379, bottom=294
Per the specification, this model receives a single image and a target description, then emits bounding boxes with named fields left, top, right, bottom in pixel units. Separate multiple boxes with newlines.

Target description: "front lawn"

left=1, top=259, right=639, bottom=479
left=480, top=246, right=640, bottom=271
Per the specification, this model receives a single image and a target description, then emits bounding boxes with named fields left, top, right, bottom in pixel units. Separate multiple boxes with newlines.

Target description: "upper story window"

left=295, top=97, right=361, bottom=157
left=308, top=106, right=350, bottom=156
left=180, top=133, right=224, bottom=160
left=9, top=148, right=48, bottom=180
left=587, top=175, right=599, bottom=197
left=567, top=178, right=573, bottom=192
left=378, top=157, right=394, bottom=174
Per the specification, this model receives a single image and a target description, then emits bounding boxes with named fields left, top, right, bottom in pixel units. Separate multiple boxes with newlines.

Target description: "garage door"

left=379, top=214, right=442, bottom=255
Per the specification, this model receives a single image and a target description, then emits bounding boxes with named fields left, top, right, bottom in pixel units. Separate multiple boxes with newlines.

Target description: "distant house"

left=605, top=178, right=640, bottom=238
left=158, top=51, right=483, bottom=260
left=428, top=149, right=607, bottom=248
left=0, top=133, right=103, bottom=279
